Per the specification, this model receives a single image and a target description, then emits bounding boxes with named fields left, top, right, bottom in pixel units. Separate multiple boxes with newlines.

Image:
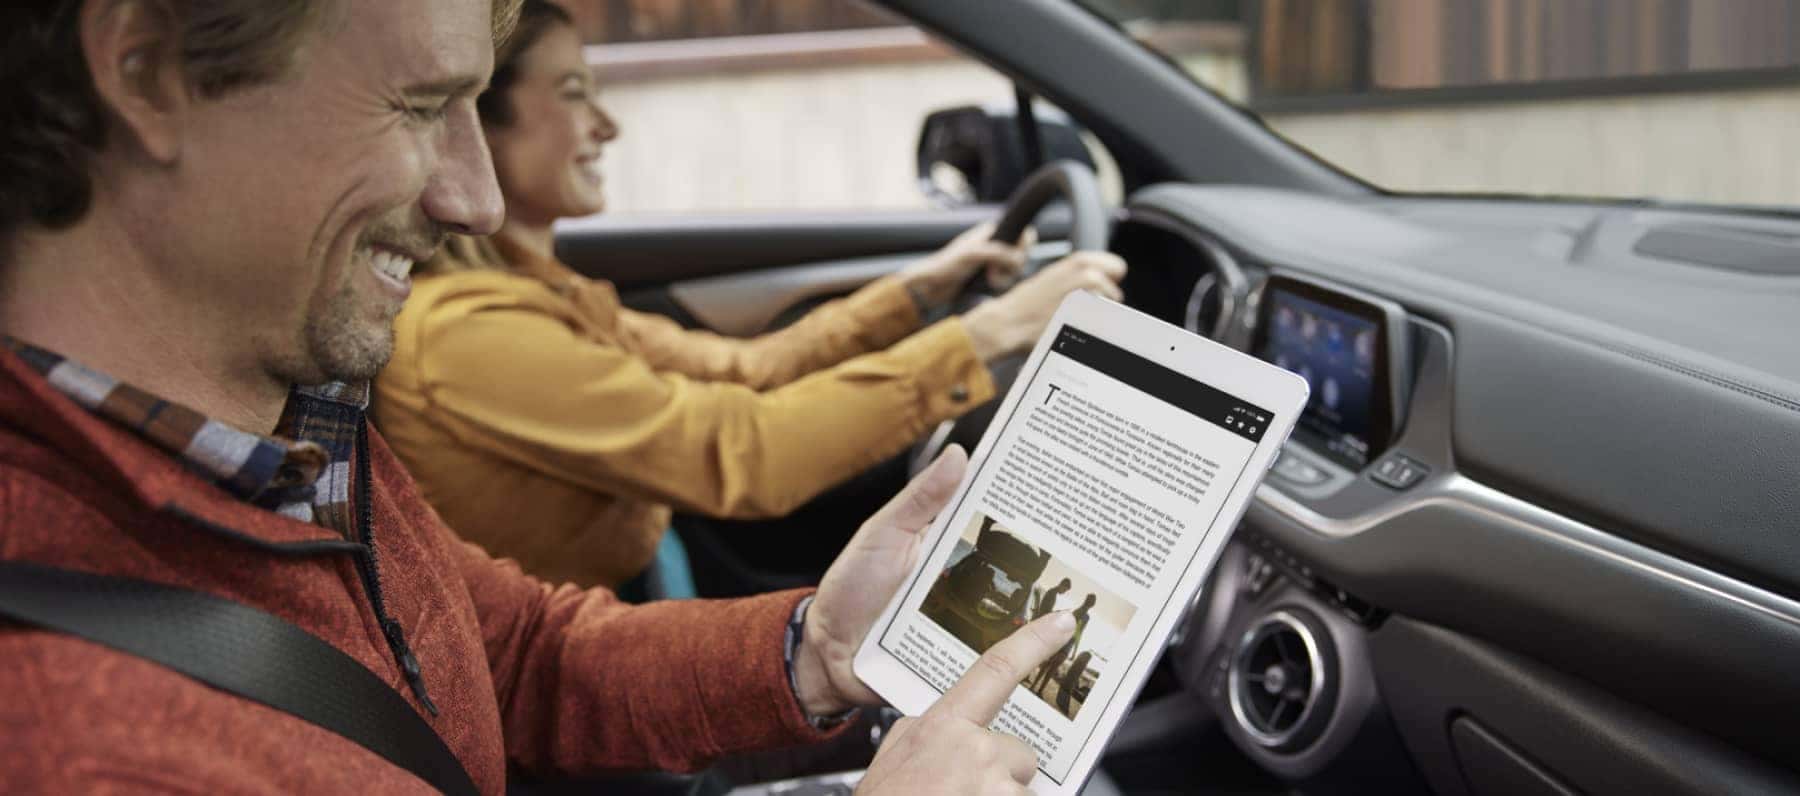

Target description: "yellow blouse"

left=374, top=246, right=995, bottom=588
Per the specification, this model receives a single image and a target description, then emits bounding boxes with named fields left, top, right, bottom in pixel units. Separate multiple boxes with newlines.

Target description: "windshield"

left=1075, top=0, right=1800, bottom=211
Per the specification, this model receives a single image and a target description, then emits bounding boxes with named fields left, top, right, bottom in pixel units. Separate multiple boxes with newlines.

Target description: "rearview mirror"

left=917, top=104, right=1097, bottom=207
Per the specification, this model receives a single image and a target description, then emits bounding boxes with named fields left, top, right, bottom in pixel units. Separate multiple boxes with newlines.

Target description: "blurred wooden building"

left=1253, top=0, right=1800, bottom=101
left=555, top=0, right=901, bottom=43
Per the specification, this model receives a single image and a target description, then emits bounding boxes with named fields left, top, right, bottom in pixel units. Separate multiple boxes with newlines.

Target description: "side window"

left=560, top=0, right=1122, bottom=214
left=1084, top=0, right=1800, bottom=207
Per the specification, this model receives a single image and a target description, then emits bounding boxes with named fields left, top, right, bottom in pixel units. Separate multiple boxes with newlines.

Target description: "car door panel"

left=1373, top=618, right=1799, bottom=795
left=661, top=251, right=917, bottom=337
left=557, top=207, right=1075, bottom=328
left=555, top=207, right=1004, bottom=291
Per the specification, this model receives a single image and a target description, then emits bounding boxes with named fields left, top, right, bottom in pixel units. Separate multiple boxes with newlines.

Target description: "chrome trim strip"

left=669, top=241, right=1073, bottom=337
left=1183, top=272, right=1217, bottom=335
left=1191, top=235, right=1243, bottom=340
left=1254, top=476, right=1800, bottom=630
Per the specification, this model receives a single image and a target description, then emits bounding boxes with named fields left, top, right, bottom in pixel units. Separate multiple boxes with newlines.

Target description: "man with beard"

left=0, top=1, right=1073, bottom=792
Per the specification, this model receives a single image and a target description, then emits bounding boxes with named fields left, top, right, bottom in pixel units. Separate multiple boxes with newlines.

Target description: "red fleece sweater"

left=0, top=351, right=834, bottom=793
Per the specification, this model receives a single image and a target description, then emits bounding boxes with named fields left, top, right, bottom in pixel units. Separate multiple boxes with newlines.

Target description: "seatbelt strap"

left=0, top=560, right=479, bottom=796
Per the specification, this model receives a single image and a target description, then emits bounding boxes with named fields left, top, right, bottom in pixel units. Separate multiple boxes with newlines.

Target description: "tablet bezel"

left=852, top=290, right=1310, bottom=795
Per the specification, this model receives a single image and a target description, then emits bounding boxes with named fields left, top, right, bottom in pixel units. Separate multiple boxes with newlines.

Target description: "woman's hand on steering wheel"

left=908, top=159, right=1120, bottom=477
left=896, top=221, right=1036, bottom=311
left=960, top=250, right=1125, bottom=362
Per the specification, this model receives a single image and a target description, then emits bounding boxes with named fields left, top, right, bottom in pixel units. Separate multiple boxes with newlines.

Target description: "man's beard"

left=299, top=283, right=397, bottom=385
left=278, top=217, right=438, bottom=386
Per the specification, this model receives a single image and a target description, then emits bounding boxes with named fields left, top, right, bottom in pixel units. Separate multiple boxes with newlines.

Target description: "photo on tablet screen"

left=920, top=512, right=1137, bottom=720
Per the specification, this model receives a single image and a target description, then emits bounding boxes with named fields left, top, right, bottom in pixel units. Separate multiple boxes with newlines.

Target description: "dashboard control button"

left=1372, top=457, right=1402, bottom=481
left=1272, top=454, right=1328, bottom=485
left=1370, top=454, right=1429, bottom=490
left=1294, top=563, right=1316, bottom=588
left=1206, top=649, right=1232, bottom=701
left=1243, top=555, right=1278, bottom=598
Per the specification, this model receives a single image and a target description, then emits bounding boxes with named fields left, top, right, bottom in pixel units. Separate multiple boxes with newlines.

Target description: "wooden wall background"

left=557, top=0, right=900, bottom=43
left=1254, top=0, right=1800, bottom=98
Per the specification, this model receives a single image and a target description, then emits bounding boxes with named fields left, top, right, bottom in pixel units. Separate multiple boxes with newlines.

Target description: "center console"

left=1162, top=271, right=1447, bottom=792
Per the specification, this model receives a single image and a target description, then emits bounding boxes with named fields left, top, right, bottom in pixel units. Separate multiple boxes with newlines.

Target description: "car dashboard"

left=1110, top=184, right=1800, bottom=793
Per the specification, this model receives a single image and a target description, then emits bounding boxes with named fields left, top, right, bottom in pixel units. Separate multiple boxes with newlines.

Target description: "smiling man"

left=0, top=1, right=1072, bottom=794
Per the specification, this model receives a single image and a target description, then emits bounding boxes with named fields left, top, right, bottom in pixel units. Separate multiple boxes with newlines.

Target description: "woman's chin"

left=554, top=195, right=606, bottom=220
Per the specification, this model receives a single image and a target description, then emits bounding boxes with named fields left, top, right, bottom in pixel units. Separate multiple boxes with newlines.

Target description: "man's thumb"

left=873, top=445, right=967, bottom=536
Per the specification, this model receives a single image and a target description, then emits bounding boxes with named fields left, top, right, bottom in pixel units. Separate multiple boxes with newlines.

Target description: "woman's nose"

left=590, top=102, right=620, bottom=143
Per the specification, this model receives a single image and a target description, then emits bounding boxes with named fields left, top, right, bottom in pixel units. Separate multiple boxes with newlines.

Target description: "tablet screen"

left=875, top=323, right=1272, bottom=784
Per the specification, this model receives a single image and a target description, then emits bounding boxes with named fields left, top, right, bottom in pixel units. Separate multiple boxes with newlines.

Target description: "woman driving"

left=373, top=0, right=1125, bottom=597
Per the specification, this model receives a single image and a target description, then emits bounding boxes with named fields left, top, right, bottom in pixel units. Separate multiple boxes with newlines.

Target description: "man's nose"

left=422, top=105, right=505, bottom=236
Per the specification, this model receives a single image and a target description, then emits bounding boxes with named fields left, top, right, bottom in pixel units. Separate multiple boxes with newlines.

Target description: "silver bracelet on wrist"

left=784, top=595, right=860, bottom=730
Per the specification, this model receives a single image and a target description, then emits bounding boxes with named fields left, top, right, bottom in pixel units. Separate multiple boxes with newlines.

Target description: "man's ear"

left=80, top=0, right=189, bottom=164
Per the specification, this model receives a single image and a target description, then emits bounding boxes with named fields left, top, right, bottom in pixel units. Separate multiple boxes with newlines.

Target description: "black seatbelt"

left=0, top=560, right=479, bottom=796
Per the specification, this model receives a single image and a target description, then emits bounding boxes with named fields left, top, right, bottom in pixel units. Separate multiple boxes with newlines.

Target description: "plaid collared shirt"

left=6, top=339, right=367, bottom=536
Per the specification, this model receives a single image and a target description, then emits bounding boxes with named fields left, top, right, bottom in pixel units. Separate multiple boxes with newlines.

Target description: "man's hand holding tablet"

left=847, top=292, right=1308, bottom=794
left=789, top=293, right=1307, bottom=794
left=787, top=444, right=1074, bottom=792
left=789, top=445, right=979, bottom=716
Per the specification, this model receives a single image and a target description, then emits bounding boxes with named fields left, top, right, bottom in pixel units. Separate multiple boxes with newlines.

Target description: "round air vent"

left=1228, top=609, right=1338, bottom=752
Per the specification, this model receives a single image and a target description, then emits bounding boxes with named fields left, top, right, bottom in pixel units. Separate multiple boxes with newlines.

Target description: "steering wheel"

left=909, top=159, right=1112, bottom=476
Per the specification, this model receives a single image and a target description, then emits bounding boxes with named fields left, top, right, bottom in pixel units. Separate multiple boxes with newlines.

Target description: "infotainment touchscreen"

left=1252, top=277, right=1403, bottom=469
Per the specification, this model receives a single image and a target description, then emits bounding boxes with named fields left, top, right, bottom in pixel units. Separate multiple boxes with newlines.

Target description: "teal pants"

left=625, top=529, right=697, bottom=601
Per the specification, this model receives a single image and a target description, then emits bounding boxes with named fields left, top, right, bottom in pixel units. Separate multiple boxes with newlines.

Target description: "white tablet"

left=853, top=290, right=1309, bottom=794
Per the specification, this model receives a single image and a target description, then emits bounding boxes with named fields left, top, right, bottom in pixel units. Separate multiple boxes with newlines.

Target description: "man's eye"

left=405, top=101, right=450, bottom=122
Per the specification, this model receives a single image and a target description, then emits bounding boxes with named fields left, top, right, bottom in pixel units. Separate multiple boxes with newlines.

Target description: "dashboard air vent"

left=1229, top=609, right=1337, bottom=752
